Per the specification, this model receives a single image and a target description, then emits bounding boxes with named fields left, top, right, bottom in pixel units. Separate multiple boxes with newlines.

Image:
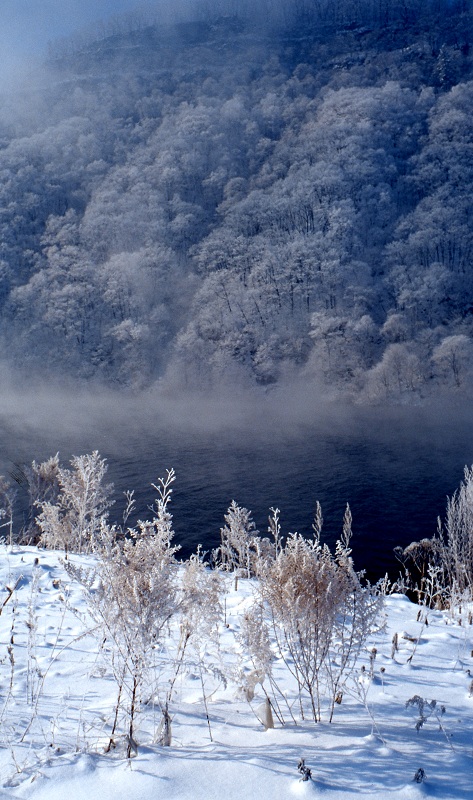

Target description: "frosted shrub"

left=258, top=505, right=382, bottom=722
left=36, top=451, right=113, bottom=554
left=67, top=469, right=179, bottom=758
left=239, top=603, right=272, bottom=685
left=179, top=550, right=223, bottom=649
left=170, top=550, right=223, bottom=698
left=236, top=602, right=273, bottom=702
left=405, top=696, right=439, bottom=732
left=439, top=465, right=473, bottom=595
left=219, top=501, right=260, bottom=585
left=0, top=476, right=16, bottom=547
left=259, top=531, right=337, bottom=720
left=398, top=465, right=473, bottom=606
left=405, top=695, right=450, bottom=746
left=267, top=506, right=283, bottom=557
left=22, top=454, right=60, bottom=543
left=394, top=537, right=444, bottom=606
left=174, top=552, right=224, bottom=742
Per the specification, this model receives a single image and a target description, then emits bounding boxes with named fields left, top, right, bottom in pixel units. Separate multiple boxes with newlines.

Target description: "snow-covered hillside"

left=1, top=2, right=473, bottom=396
left=0, top=546, right=472, bottom=799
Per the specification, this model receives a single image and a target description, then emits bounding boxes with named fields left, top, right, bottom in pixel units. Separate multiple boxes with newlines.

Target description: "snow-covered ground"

left=0, top=546, right=472, bottom=800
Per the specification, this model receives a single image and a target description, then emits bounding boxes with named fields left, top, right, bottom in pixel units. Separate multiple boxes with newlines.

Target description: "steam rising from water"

left=1, top=371, right=473, bottom=579
left=1, top=367, right=472, bottom=452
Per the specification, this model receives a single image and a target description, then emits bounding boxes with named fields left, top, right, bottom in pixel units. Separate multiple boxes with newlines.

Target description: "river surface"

left=1, top=389, right=473, bottom=581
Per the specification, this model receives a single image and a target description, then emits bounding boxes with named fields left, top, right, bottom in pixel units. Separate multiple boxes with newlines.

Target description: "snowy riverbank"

left=0, top=547, right=472, bottom=799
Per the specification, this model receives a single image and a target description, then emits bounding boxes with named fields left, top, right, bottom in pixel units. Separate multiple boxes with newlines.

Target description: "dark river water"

left=1, top=388, right=473, bottom=581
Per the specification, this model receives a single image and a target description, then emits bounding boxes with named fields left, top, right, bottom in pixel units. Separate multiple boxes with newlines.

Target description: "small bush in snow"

left=0, top=475, right=17, bottom=547
left=405, top=695, right=447, bottom=737
left=66, top=469, right=179, bottom=758
left=219, top=500, right=260, bottom=585
left=258, top=504, right=382, bottom=722
left=413, top=767, right=426, bottom=783
left=297, top=758, right=312, bottom=781
left=396, top=465, right=473, bottom=608
left=36, top=451, right=113, bottom=554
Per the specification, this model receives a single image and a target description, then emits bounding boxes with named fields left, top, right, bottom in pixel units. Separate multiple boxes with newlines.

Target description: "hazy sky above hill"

left=0, top=0, right=146, bottom=86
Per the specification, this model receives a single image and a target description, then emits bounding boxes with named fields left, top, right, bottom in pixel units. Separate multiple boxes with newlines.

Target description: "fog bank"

left=1, top=379, right=473, bottom=581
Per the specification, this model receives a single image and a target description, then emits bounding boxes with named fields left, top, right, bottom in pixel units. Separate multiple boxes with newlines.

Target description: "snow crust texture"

left=0, top=547, right=472, bottom=800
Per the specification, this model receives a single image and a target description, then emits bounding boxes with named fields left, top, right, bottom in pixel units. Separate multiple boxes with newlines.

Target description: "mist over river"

left=1, top=387, right=473, bottom=581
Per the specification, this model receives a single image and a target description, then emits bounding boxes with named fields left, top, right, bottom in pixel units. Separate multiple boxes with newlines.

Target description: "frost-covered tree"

left=363, top=343, right=425, bottom=400
left=432, top=335, right=473, bottom=388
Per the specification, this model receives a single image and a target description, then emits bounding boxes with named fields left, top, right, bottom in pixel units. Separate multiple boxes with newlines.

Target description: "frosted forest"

left=1, top=0, right=473, bottom=400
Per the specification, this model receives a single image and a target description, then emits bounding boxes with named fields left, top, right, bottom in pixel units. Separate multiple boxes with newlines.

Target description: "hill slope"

left=1, top=1, right=472, bottom=399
